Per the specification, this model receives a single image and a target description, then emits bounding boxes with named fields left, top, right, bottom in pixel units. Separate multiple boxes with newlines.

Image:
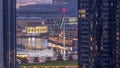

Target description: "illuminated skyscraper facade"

left=78, top=0, right=117, bottom=68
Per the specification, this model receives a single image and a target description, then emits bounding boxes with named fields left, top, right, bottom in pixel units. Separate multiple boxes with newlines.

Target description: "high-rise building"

left=116, top=0, right=120, bottom=68
left=0, top=0, right=3, bottom=68
left=78, top=0, right=117, bottom=68
left=0, top=0, right=16, bottom=68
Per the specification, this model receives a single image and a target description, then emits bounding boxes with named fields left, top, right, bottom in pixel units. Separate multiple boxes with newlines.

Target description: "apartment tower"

left=78, top=0, right=117, bottom=68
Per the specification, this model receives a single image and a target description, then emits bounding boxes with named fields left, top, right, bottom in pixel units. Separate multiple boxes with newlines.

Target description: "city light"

left=16, top=0, right=78, bottom=68
left=62, top=8, right=67, bottom=13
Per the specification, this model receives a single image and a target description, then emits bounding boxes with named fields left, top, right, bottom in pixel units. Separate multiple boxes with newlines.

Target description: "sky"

left=37, top=0, right=52, bottom=4
left=17, top=0, right=53, bottom=4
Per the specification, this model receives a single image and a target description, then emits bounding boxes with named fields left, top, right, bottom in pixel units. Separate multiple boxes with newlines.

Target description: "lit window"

left=78, top=14, right=81, bottom=18
left=90, top=46, right=93, bottom=50
left=78, top=10, right=86, bottom=13
left=116, top=32, right=119, bottom=36
left=90, top=37, right=93, bottom=41
left=81, top=14, right=86, bottom=18
left=116, top=37, right=119, bottom=40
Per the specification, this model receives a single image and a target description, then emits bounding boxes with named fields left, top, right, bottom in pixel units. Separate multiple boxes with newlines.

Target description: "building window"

left=81, top=14, right=86, bottom=18
left=78, top=10, right=86, bottom=14
left=116, top=32, right=119, bottom=36
left=116, top=37, right=119, bottom=40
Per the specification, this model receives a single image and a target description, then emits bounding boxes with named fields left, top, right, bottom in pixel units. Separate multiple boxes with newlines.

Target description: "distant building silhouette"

left=53, top=0, right=77, bottom=5
left=16, top=4, right=77, bottom=18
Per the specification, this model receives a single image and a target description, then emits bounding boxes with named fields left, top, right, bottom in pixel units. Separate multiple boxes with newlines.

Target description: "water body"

left=17, top=37, right=54, bottom=57
left=17, top=37, right=77, bottom=58
left=17, top=37, right=49, bottom=49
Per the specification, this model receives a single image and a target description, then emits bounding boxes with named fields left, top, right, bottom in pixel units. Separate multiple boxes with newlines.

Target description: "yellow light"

left=17, top=54, right=28, bottom=58
left=81, top=14, right=86, bottom=18
left=78, top=10, right=86, bottom=13
left=116, top=32, right=119, bottom=36
left=90, top=37, right=93, bottom=41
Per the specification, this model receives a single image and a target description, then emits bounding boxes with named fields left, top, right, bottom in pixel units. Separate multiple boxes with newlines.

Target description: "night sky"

left=17, top=0, right=53, bottom=4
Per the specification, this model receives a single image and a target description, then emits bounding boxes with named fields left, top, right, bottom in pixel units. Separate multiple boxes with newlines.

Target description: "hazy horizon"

left=17, top=0, right=53, bottom=4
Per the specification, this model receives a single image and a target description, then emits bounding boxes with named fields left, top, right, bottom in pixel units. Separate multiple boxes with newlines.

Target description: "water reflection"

left=17, top=37, right=49, bottom=50
left=17, top=37, right=54, bottom=57
left=17, top=37, right=78, bottom=59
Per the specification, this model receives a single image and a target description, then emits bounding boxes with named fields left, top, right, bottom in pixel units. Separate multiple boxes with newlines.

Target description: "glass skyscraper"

left=0, top=0, right=16, bottom=68
left=0, top=0, right=3, bottom=67
left=78, top=0, right=118, bottom=68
